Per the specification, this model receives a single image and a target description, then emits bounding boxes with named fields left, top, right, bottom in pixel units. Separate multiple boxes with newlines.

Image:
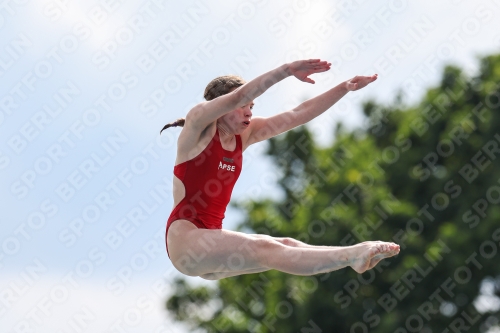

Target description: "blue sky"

left=1, top=0, right=499, bottom=332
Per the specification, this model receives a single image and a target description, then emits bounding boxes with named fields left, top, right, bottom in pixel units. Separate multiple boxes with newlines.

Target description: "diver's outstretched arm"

left=187, top=59, right=331, bottom=129
left=244, top=74, right=378, bottom=146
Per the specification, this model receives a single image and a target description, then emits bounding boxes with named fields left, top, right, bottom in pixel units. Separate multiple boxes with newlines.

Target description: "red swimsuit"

left=165, top=128, right=243, bottom=257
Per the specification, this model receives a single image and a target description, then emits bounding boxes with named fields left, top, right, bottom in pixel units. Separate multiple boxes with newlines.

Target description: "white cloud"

left=0, top=274, right=192, bottom=333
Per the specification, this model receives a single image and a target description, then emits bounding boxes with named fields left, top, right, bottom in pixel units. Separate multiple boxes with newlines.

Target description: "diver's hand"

left=345, top=74, right=378, bottom=91
left=287, top=59, right=331, bottom=84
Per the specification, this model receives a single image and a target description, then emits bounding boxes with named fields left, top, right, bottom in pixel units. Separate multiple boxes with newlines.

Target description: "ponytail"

left=160, top=118, right=185, bottom=135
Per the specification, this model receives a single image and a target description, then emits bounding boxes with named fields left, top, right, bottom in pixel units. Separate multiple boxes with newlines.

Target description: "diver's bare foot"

left=350, top=241, right=400, bottom=273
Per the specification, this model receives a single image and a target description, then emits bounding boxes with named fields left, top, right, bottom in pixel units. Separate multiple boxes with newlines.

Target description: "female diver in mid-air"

left=161, top=59, right=400, bottom=280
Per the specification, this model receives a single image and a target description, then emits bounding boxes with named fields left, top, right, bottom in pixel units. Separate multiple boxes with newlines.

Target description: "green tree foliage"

left=166, top=54, right=500, bottom=332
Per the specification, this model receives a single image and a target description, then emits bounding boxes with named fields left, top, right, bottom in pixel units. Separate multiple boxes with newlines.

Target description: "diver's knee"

left=252, top=238, right=284, bottom=267
left=281, top=237, right=302, bottom=247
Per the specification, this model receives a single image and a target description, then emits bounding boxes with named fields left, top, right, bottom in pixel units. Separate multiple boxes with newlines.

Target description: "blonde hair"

left=160, top=75, right=246, bottom=134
